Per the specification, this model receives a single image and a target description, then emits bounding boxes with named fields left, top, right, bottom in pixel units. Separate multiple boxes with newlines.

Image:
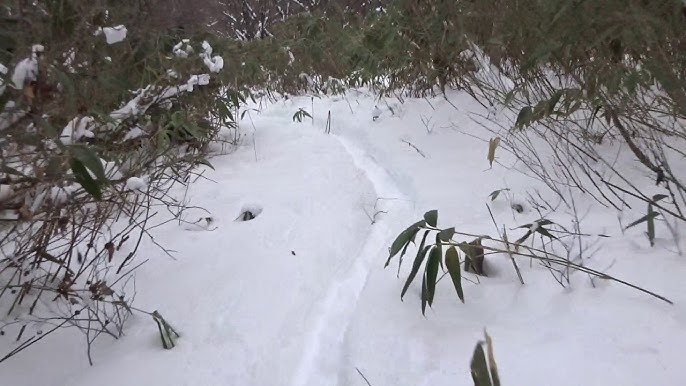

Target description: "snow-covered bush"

left=435, top=0, right=686, bottom=251
left=0, top=2, right=233, bottom=363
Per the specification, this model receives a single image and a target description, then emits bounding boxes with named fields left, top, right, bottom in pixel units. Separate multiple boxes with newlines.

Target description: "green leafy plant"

left=471, top=330, right=501, bottom=386
left=624, top=194, right=669, bottom=247
left=488, top=189, right=510, bottom=201
left=386, top=210, right=469, bottom=315
left=152, top=311, right=180, bottom=350
left=387, top=210, right=672, bottom=315
left=292, top=108, right=313, bottom=123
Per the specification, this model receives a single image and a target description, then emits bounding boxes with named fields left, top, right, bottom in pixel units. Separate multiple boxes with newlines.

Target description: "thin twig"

left=356, top=367, right=373, bottom=386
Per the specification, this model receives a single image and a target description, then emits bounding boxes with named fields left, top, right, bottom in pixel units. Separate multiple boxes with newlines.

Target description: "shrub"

left=0, top=1, right=231, bottom=363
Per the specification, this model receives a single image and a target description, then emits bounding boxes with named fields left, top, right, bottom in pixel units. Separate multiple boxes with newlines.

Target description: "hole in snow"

left=235, top=205, right=262, bottom=222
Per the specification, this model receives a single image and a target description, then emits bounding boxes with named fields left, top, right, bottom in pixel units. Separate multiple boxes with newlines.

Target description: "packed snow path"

left=291, top=136, right=415, bottom=386
left=3, top=91, right=686, bottom=386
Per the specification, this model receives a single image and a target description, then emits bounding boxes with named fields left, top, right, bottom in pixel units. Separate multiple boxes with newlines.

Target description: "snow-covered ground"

left=3, top=90, right=686, bottom=385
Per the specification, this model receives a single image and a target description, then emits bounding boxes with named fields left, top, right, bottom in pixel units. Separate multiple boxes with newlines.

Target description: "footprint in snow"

left=235, top=204, right=263, bottom=222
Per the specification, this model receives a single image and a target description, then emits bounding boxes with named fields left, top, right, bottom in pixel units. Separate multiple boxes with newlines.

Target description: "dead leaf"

left=487, top=137, right=501, bottom=167
left=18, top=205, right=32, bottom=221
left=105, top=242, right=115, bottom=262
left=89, top=280, right=114, bottom=298
left=484, top=329, right=500, bottom=386
left=23, top=85, right=35, bottom=100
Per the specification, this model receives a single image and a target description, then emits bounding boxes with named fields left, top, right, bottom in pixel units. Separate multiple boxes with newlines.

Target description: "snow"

left=11, top=58, right=37, bottom=89
left=123, top=126, right=145, bottom=141
left=173, top=40, right=194, bottom=58
left=96, top=25, right=127, bottom=45
left=0, top=63, right=8, bottom=95
left=199, top=41, right=225, bottom=73
left=203, top=55, right=224, bottom=73
left=60, top=116, right=96, bottom=145
left=372, top=105, right=382, bottom=121
left=49, top=185, right=78, bottom=204
left=0, top=184, right=12, bottom=202
left=110, top=74, right=211, bottom=121
left=125, top=177, right=147, bottom=192
left=10, top=44, right=44, bottom=89
left=2, top=90, right=686, bottom=386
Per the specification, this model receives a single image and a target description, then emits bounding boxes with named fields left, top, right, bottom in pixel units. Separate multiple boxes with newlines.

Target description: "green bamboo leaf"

left=514, top=106, right=532, bottom=130
left=401, top=242, right=432, bottom=300
left=624, top=211, right=660, bottom=230
left=516, top=219, right=554, bottom=229
left=471, top=342, right=493, bottom=386
left=424, top=209, right=438, bottom=227
left=152, top=310, right=180, bottom=349
left=70, top=158, right=102, bottom=200
left=436, top=235, right=445, bottom=272
left=386, top=220, right=425, bottom=266
left=171, top=110, right=185, bottom=127
left=181, top=123, right=202, bottom=139
left=652, top=194, right=668, bottom=202
left=215, top=101, right=232, bottom=122
left=445, top=246, right=464, bottom=303
left=197, top=158, right=215, bottom=170
left=400, top=228, right=429, bottom=276
left=489, top=188, right=509, bottom=201
left=230, top=91, right=240, bottom=108
left=535, top=226, right=557, bottom=239
left=69, top=145, right=106, bottom=181
left=438, top=227, right=455, bottom=242
left=400, top=234, right=413, bottom=257
left=421, top=275, right=428, bottom=316
left=515, top=230, right=532, bottom=245
left=398, top=227, right=421, bottom=274
left=425, top=246, right=441, bottom=307
left=547, top=90, right=563, bottom=114
left=647, top=203, right=656, bottom=247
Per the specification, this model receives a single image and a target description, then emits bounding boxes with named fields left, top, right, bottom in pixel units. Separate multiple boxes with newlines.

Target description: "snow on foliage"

left=0, top=63, right=8, bottom=95
left=95, top=25, right=128, bottom=44
left=49, top=185, right=78, bottom=204
left=11, top=44, right=44, bottom=89
left=200, top=41, right=224, bottom=73
left=123, top=126, right=145, bottom=141
left=60, top=116, right=96, bottom=145
left=125, top=176, right=147, bottom=192
left=110, top=74, right=210, bottom=121
left=173, top=40, right=194, bottom=58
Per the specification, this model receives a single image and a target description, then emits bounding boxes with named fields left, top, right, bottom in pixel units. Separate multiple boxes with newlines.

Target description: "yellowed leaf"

left=487, top=137, right=501, bottom=167
left=18, top=205, right=32, bottom=221
left=23, top=85, right=35, bottom=100
left=484, top=329, right=500, bottom=386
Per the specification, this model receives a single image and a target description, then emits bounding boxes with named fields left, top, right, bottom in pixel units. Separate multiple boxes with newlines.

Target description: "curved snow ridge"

left=290, top=135, right=414, bottom=386
left=334, top=135, right=410, bottom=201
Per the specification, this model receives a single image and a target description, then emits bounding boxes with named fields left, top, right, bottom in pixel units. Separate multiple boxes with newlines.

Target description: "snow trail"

left=290, top=135, right=414, bottom=386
